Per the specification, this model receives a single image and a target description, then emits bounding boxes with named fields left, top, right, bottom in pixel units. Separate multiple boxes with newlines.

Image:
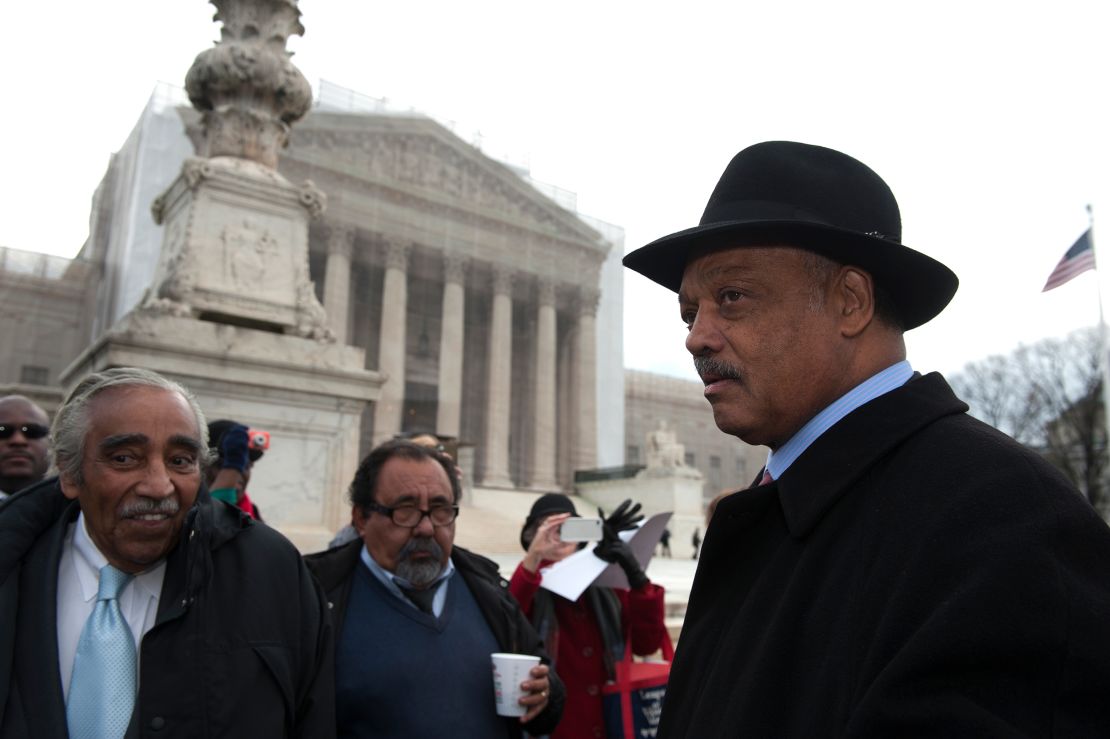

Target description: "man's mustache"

left=120, top=498, right=181, bottom=518
left=693, top=356, right=743, bottom=383
left=399, top=536, right=444, bottom=562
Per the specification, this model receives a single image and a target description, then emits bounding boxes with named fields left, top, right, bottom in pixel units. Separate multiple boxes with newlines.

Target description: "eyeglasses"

left=0, top=423, right=49, bottom=441
left=365, top=501, right=459, bottom=528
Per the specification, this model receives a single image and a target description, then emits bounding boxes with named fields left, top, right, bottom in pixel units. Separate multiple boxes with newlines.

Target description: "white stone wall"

left=624, top=369, right=767, bottom=498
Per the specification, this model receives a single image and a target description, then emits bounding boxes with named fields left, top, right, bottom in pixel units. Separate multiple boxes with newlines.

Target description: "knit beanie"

left=519, top=493, right=579, bottom=550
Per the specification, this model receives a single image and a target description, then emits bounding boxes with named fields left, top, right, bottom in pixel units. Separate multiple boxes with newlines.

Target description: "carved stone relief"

left=221, top=218, right=284, bottom=299
left=293, top=127, right=597, bottom=243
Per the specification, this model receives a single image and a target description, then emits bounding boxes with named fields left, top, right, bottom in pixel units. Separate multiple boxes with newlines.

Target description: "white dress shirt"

left=56, top=512, right=166, bottom=701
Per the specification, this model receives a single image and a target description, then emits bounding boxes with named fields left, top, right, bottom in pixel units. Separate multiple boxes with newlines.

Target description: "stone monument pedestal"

left=146, top=156, right=329, bottom=337
left=58, top=0, right=383, bottom=553
left=61, top=312, right=382, bottom=553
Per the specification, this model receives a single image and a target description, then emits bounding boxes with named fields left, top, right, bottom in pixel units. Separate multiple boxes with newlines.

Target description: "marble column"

left=481, top=266, right=514, bottom=487
left=322, top=224, right=355, bottom=343
left=529, top=279, right=559, bottom=490
left=572, top=287, right=599, bottom=472
left=436, top=254, right=468, bottom=437
left=373, top=239, right=409, bottom=445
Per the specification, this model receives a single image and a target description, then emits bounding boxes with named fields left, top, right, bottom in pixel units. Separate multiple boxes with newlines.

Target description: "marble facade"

left=266, top=109, right=618, bottom=491
left=1, top=88, right=623, bottom=514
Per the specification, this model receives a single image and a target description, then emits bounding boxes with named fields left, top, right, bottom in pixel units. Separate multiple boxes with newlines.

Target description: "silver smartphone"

left=560, top=517, right=604, bottom=542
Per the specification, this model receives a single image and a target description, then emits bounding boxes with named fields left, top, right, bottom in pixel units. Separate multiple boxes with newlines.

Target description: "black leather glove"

left=219, top=424, right=251, bottom=474
left=593, top=500, right=649, bottom=589
left=602, top=499, right=643, bottom=534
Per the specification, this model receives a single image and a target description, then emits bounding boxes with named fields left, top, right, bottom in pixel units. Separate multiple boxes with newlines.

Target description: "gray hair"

left=52, top=367, right=210, bottom=485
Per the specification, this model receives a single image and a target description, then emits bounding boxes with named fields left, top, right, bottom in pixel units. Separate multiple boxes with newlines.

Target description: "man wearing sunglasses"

left=0, top=395, right=51, bottom=500
left=306, top=439, right=565, bottom=738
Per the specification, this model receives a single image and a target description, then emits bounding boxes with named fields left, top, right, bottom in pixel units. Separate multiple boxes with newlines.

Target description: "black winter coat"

left=0, top=479, right=335, bottom=739
left=305, top=540, right=566, bottom=737
left=659, top=373, right=1110, bottom=737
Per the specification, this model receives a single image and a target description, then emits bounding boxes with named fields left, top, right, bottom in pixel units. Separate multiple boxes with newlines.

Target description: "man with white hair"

left=0, top=367, right=334, bottom=738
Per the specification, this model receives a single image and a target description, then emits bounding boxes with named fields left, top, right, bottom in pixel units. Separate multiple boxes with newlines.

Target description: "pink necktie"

left=759, top=469, right=774, bottom=486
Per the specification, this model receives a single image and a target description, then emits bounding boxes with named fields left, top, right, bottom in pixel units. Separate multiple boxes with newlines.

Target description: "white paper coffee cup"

left=491, top=652, right=541, bottom=717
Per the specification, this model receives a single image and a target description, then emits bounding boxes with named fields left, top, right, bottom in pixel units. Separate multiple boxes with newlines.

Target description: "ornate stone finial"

left=184, top=0, right=313, bottom=168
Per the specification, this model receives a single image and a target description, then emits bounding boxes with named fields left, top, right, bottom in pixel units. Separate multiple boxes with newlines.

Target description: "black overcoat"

left=659, top=373, right=1110, bottom=737
left=0, top=479, right=335, bottom=738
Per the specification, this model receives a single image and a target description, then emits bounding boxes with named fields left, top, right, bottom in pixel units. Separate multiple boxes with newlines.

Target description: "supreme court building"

left=289, top=94, right=624, bottom=490
left=0, top=82, right=626, bottom=495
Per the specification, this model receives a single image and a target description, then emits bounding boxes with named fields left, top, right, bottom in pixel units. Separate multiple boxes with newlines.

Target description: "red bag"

left=601, top=633, right=675, bottom=739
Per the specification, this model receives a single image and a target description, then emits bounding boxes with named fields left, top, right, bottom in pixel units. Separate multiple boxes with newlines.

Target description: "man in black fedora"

left=625, top=141, right=1110, bottom=736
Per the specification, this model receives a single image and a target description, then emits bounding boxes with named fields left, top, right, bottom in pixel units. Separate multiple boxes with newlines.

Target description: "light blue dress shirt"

left=765, top=360, right=913, bottom=479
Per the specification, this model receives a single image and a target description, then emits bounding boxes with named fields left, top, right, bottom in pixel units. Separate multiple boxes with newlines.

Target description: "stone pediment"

left=285, top=112, right=603, bottom=247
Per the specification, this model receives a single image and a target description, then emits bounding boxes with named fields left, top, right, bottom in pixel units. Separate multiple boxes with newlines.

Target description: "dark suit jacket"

left=659, top=373, right=1110, bottom=737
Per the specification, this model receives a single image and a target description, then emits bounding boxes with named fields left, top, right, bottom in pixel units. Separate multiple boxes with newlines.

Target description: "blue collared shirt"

left=360, top=545, right=455, bottom=617
left=765, top=360, right=913, bottom=479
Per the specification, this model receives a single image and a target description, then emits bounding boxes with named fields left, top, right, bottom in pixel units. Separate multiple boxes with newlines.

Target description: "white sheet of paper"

left=538, top=511, right=673, bottom=601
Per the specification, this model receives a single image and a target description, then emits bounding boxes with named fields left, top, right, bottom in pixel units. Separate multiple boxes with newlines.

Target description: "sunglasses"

left=0, top=423, right=49, bottom=440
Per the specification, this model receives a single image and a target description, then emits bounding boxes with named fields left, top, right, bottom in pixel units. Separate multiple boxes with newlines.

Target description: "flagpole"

left=1090, top=205, right=1104, bottom=334
left=1091, top=205, right=1110, bottom=514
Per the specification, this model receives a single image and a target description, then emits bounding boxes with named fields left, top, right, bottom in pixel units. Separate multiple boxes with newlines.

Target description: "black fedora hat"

left=623, top=141, right=958, bottom=330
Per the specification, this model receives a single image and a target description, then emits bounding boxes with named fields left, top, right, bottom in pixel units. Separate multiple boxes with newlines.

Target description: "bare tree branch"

left=949, top=326, right=1107, bottom=508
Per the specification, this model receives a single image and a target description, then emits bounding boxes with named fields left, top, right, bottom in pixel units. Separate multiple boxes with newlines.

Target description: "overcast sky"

left=3, top=1, right=1107, bottom=381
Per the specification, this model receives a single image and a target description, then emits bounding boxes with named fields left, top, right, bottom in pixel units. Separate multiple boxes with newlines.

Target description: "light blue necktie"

left=66, top=564, right=137, bottom=739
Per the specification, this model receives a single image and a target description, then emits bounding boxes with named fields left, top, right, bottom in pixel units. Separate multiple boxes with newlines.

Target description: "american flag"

left=1042, top=228, right=1095, bottom=292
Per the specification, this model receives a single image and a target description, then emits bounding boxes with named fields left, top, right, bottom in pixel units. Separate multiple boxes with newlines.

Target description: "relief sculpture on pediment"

left=294, top=128, right=589, bottom=239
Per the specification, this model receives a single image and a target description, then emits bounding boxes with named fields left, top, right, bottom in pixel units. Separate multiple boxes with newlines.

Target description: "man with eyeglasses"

left=0, top=395, right=51, bottom=501
left=306, top=439, right=565, bottom=738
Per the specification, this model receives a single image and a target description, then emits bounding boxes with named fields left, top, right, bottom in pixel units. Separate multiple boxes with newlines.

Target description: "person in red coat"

left=508, top=494, right=666, bottom=739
